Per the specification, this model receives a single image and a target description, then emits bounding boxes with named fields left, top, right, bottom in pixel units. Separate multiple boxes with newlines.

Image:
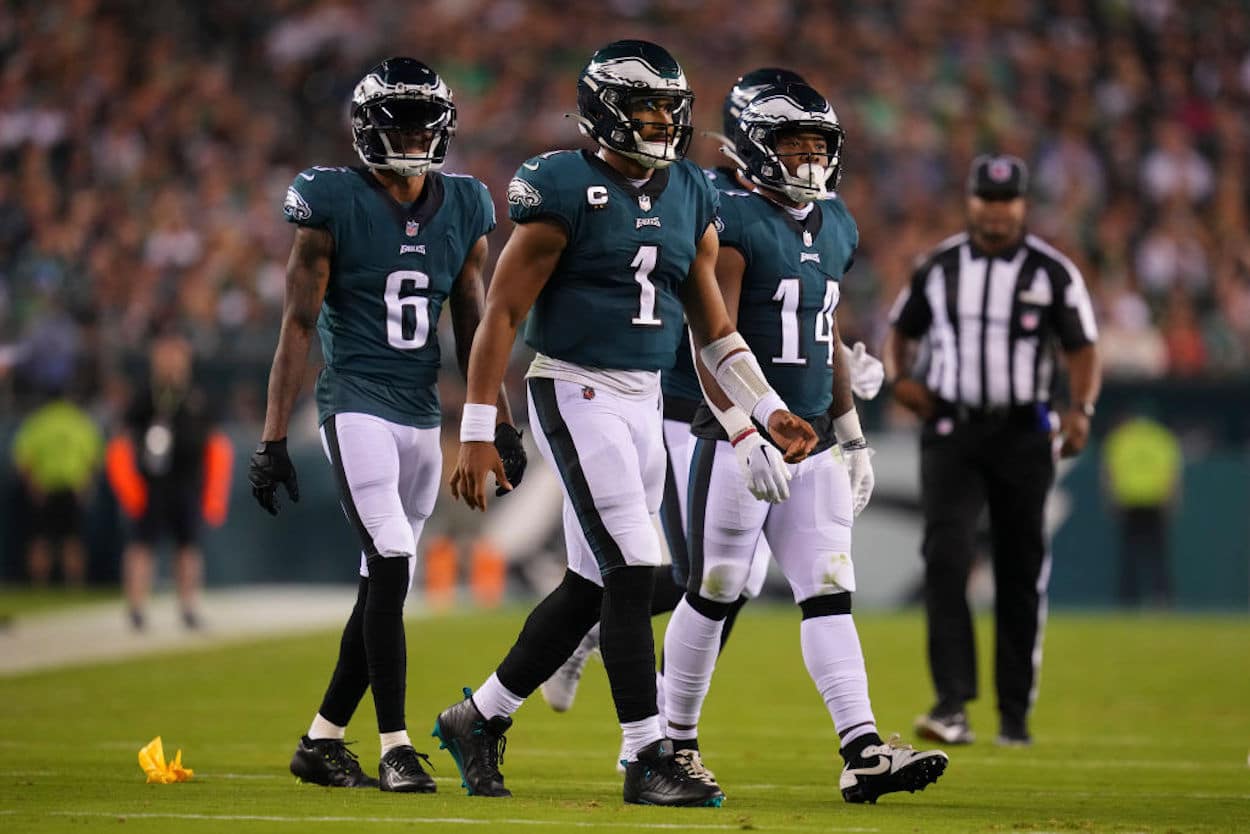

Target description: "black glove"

left=493, top=423, right=527, bottom=497
left=249, top=438, right=300, bottom=516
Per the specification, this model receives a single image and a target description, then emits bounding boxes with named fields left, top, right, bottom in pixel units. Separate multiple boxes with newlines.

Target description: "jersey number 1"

left=385, top=271, right=430, bottom=349
left=631, top=245, right=662, bottom=327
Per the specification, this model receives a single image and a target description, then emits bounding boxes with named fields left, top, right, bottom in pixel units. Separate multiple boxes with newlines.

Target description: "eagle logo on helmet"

left=723, top=67, right=808, bottom=140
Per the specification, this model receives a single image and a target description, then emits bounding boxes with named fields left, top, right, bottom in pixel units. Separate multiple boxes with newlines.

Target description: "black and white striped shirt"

left=890, top=232, right=1098, bottom=408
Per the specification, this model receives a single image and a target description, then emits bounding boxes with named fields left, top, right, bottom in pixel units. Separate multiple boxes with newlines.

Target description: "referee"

left=887, top=155, right=1101, bottom=747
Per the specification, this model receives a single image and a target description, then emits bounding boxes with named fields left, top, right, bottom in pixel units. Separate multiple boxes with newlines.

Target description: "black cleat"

left=432, top=687, right=512, bottom=797
left=379, top=745, right=437, bottom=793
left=623, top=739, right=725, bottom=807
left=995, top=717, right=1032, bottom=748
left=290, top=736, right=379, bottom=788
left=839, top=734, right=948, bottom=804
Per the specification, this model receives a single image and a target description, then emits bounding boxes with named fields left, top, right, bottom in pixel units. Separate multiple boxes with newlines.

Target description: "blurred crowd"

left=2, top=0, right=1250, bottom=427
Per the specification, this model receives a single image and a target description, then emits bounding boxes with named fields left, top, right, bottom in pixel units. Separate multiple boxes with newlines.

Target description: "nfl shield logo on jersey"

left=1020, top=310, right=1040, bottom=331
left=406, top=220, right=419, bottom=237
left=638, top=195, right=652, bottom=212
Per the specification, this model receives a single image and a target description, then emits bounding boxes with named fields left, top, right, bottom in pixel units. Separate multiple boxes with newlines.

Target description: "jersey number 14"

left=772, top=278, right=840, bottom=366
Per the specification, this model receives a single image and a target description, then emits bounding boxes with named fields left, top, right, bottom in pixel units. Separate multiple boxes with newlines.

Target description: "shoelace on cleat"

left=389, top=748, right=434, bottom=776
left=673, top=750, right=718, bottom=786
left=473, top=723, right=507, bottom=776
left=317, top=739, right=366, bottom=775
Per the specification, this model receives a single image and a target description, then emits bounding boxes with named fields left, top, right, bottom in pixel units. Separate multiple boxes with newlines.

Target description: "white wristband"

left=460, top=403, right=497, bottom=443
left=751, top=391, right=786, bottom=427
left=832, top=408, right=863, bottom=445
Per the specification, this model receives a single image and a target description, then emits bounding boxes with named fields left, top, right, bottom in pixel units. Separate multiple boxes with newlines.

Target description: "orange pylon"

left=424, top=535, right=458, bottom=611
left=470, top=538, right=506, bottom=608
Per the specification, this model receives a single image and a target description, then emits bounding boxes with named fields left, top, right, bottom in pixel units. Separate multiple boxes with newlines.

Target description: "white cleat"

left=540, top=625, right=600, bottom=713
left=840, top=734, right=948, bottom=804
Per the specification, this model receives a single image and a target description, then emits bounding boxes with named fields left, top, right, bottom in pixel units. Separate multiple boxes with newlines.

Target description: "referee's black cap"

left=967, top=154, right=1029, bottom=199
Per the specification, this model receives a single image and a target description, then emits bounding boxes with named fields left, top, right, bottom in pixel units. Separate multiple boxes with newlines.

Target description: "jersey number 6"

left=385, top=270, right=431, bottom=349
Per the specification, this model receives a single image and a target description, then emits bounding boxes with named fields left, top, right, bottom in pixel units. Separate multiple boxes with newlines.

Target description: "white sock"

left=655, top=671, right=666, bottom=723
left=308, top=713, right=345, bottom=741
left=620, top=715, right=664, bottom=762
left=661, top=597, right=724, bottom=738
left=800, top=614, right=876, bottom=747
left=379, top=730, right=411, bottom=755
left=472, top=672, right=525, bottom=720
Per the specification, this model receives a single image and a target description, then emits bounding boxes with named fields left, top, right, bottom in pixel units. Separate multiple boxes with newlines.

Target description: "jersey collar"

left=582, top=150, right=671, bottom=202
left=761, top=192, right=824, bottom=243
left=355, top=167, right=446, bottom=228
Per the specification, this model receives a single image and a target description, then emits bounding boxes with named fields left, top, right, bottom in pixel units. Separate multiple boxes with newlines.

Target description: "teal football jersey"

left=718, top=189, right=858, bottom=421
left=282, top=166, right=495, bottom=428
left=662, top=166, right=749, bottom=407
left=509, top=151, right=719, bottom=372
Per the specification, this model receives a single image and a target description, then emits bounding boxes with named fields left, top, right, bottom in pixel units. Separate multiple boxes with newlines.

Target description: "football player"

left=538, top=68, right=888, bottom=772
left=248, top=58, right=524, bottom=794
left=659, top=82, right=949, bottom=804
left=433, top=40, right=817, bottom=807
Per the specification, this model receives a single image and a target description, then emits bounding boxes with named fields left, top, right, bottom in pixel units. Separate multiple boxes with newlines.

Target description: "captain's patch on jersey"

left=284, top=187, right=312, bottom=222
left=507, top=177, right=543, bottom=207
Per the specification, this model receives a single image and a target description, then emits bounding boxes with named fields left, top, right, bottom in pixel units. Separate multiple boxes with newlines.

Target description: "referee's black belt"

left=934, top=400, right=1049, bottom=429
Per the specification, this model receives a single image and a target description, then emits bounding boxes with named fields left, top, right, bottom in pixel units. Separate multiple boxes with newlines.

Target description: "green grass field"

left=2, top=604, right=1248, bottom=833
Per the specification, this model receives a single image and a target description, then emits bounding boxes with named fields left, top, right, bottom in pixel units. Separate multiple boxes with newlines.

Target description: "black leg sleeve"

left=317, top=577, right=371, bottom=727
left=649, top=565, right=685, bottom=616
left=363, top=556, right=410, bottom=733
left=718, top=595, right=749, bottom=654
left=495, top=569, right=603, bottom=697
left=601, top=565, right=659, bottom=724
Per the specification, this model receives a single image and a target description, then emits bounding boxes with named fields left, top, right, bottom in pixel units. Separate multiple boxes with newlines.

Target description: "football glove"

left=494, top=423, right=527, bottom=496
left=840, top=439, right=875, bottom=516
left=249, top=438, right=299, bottom=516
left=732, top=428, right=791, bottom=503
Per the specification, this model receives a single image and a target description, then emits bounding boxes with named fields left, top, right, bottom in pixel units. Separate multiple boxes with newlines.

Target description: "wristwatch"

left=1075, top=401, right=1096, bottom=418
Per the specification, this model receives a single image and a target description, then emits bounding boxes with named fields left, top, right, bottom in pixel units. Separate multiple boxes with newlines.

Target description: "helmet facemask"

left=723, top=84, right=845, bottom=203
left=353, top=96, right=455, bottom=177
left=574, top=40, right=695, bottom=170
left=595, top=88, right=693, bottom=169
